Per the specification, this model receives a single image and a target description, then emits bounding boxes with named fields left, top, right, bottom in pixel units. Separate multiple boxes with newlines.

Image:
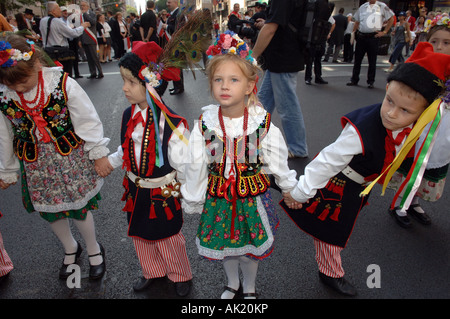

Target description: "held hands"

left=283, top=192, right=303, bottom=210
left=95, top=157, right=113, bottom=178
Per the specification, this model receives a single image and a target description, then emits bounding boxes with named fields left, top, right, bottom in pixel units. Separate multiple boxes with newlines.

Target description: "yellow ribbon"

left=360, top=98, right=442, bottom=197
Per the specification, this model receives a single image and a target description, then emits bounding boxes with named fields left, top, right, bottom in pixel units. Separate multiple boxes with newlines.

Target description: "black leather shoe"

left=96, top=74, right=104, bottom=79
left=346, top=81, right=358, bottom=86
left=133, top=277, right=155, bottom=291
left=59, top=241, right=83, bottom=279
left=367, top=83, right=374, bottom=89
left=170, top=88, right=184, bottom=95
left=0, top=272, right=11, bottom=285
left=389, top=208, right=412, bottom=228
left=305, top=79, right=312, bottom=85
left=318, top=272, right=357, bottom=296
left=407, top=205, right=431, bottom=225
left=88, top=243, right=105, bottom=280
left=87, top=74, right=96, bottom=79
left=74, top=75, right=83, bottom=79
left=315, top=78, right=328, bottom=84
left=175, top=280, right=192, bottom=297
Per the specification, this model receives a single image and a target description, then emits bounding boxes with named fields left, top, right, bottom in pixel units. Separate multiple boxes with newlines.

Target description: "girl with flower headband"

left=181, top=31, right=298, bottom=299
left=0, top=34, right=110, bottom=280
left=388, top=15, right=450, bottom=228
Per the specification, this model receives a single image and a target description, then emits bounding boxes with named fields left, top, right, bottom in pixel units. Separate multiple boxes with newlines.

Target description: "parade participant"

left=0, top=34, right=110, bottom=280
left=103, top=10, right=211, bottom=296
left=388, top=15, right=450, bottom=227
left=181, top=31, right=298, bottom=299
left=283, top=42, right=450, bottom=296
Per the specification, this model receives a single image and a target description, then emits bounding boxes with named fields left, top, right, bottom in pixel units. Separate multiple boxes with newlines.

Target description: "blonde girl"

left=181, top=32, right=298, bottom=299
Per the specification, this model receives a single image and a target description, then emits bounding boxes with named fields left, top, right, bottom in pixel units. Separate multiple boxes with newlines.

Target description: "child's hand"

left=0, top=179, right=15, bottom=190
left=95, top=157, right=114, bottom=177
left=283, top=192, right=303, bottom=210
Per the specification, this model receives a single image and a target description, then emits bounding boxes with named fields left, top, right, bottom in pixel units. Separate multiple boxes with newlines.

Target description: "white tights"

left=221, top=256, right=259, bottom=299
left=49, top=211, right=102, bottom=266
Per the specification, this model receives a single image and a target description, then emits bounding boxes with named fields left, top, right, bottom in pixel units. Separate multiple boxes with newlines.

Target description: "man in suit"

left=165, top=0, right=184, bottom=95
left=80, top=0, right=103, bottom=79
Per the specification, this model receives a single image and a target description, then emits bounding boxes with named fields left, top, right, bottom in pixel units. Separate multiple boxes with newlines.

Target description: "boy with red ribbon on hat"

left=282, top=42, right=450, bottom=296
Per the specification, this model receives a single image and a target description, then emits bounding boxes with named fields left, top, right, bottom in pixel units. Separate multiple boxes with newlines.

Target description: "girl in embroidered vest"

left=388, top=16, right=450, bottom=227
left=0, top=35, right=110, bottom=280
left=181, top=32, right=298, bottom=299
left=283, top=42, right=450, bottom=296
left=104, top=41, right=193, bottom=296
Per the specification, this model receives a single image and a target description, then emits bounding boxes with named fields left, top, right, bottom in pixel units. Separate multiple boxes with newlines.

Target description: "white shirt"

left=0, top=67, right=110, bottom=183
left=354, top=1, right=394, bottom=33
left=40, top=15, right=84, bottom=47
left=180, top=104, right=298, bottom=214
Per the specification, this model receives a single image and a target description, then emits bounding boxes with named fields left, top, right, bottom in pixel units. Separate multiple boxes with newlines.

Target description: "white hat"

left=347, top=13, right=352, bottom=17
left=60, top=6, right=67, bottom=11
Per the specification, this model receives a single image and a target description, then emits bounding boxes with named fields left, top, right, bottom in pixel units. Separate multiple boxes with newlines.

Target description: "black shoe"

left=96, top=74, right=104, bottom=79
left=389, top=207, right=412, bottom=228
left=346, top=81, right=358, bottom=86
left=87, top=74, right=96, bottom=79
left=133, top=277, right=155, bottom=291
left=222, top=283, right=243, bottom=299
left=305, top=79, right=312, bottom=85
left=175, top=280, right=192, bottom=297
left=332, top=60, right=340, bottom=63
left=59, top=241, right=83, bottom=279
left=318, top=272, right=357, bottom=296
left=170, top=88, right=184, bottom=95
left=367, top=83, right=374, bottom=89
left=315, top=78, right=328, bottom=84
left=74, top=75, right=83, bottom=79
left=88, top=243, right=105, bottom=280
left=0, top=272, right=11, bottom=286
left=407, top=205, right=431, bottom=225
left=322, top=59, right=329, bottom=62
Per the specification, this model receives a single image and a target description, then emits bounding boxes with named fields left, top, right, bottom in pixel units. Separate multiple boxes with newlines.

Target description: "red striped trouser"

left=0, top=230, right=13, bottom=277
left=132, top=232, right=192, bottom=283
left=314, top=239, right=345, bottom=278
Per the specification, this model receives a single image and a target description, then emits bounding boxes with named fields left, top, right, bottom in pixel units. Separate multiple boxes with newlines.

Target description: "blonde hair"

left=206, top=53, right=261, bottom=108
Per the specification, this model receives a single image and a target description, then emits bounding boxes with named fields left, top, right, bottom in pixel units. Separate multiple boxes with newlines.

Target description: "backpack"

left=289, top=0, right=332, bottom=48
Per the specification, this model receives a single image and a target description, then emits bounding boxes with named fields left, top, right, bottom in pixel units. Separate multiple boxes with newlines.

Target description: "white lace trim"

left=88, top=145, right=110, bottom=160
left=196, top=196, right=274, bottom=260
left=0, top=172, right=18, bottom=184
left=31, top=178, right=104, bottom=213
left=0, top=67, right=63, bottom=108
left=201, top=104, right=268, bottom=138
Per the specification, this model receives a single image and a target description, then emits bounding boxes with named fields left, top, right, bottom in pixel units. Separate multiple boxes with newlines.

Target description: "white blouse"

left=0, top=67, right=110, bottom=183
left=180, top=104, right=298, bottom=214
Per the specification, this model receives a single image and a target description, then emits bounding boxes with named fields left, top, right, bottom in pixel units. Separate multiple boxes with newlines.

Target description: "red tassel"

left=149, top=201, right=157, bottom=219
left=306, top=198, right=320, bottom=213
left=318, top=204, right=331, bottom=221
left=330, top=204, right=341, bottom=221
left=174, top=197, right=181, bottom=210
left=164, top=202, right=174, bottom=220
left=122, top=194, right=134, bottom=212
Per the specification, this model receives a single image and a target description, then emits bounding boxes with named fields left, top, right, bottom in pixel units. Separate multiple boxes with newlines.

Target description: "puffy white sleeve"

left=168, top=122, right=190, bottom=185
left=65, top=76, right=110, bottom=160
left=260, top=123, right=298, bottom=192
left=179, top=122, right=208, bottom=214
left=0, top=112, right=19, bottom=183
left=291, top=123, right=363, bottom=203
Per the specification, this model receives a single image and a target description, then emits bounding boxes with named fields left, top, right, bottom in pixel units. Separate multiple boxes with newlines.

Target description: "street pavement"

left=0, top=53, right=449, bottom=306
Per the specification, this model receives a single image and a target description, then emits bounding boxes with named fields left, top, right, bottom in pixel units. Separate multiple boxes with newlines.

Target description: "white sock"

left=49, top=219, right=78, bottom=265
left=394, top=197, right=408, bottom=217
left=411, top=197, right=425, bottom=214
left=239, top=256, right=259, bottom=299
left=72, top=211, right=102, bottom=266
left=221, top=257, right=240, bottom=299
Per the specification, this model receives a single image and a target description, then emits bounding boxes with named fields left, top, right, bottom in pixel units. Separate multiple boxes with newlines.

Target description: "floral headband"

left=206, top=30, right=257, bottom=66
left=139, top=62, right=164, bottom=87
left=0, top=41, right=34, bottom=68
left=424, top=15, right=450, bottom=32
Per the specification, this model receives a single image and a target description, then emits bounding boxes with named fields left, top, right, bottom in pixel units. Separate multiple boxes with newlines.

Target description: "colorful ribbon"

left=146, top=89, right=164, bottom=168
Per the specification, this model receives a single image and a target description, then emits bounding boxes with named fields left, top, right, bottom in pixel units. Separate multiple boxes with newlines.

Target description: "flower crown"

left=0, top=41, right=34, bottom=68
left=206, top=30, right=257, bottom=66
left=425, top=15, right=450, bottom=32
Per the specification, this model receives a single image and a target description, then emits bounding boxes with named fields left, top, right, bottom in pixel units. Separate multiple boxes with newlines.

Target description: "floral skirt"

left=196, top=190, right=278, bottom=261
left=20, top=141, right=103, bottom=222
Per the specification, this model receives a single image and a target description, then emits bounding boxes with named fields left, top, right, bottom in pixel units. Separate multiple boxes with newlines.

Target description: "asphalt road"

left=1, top=53, right=449, bottom=308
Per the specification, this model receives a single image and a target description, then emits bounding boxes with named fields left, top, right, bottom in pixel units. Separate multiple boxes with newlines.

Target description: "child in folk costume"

left=388, top=16, right=450, bottom=228
left=0, top=34, right=109, bottom=280
left=283, top=42, right=450, bottom=296
left=105, top=41, right=193, bottom=296
left=181, top=32, right=298, bottom=299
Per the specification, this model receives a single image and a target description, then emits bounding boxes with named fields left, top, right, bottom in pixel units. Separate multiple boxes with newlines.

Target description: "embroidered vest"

left=201, top=111, right=271, bottom=198
left=0, top=73, right=82, bottom=162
